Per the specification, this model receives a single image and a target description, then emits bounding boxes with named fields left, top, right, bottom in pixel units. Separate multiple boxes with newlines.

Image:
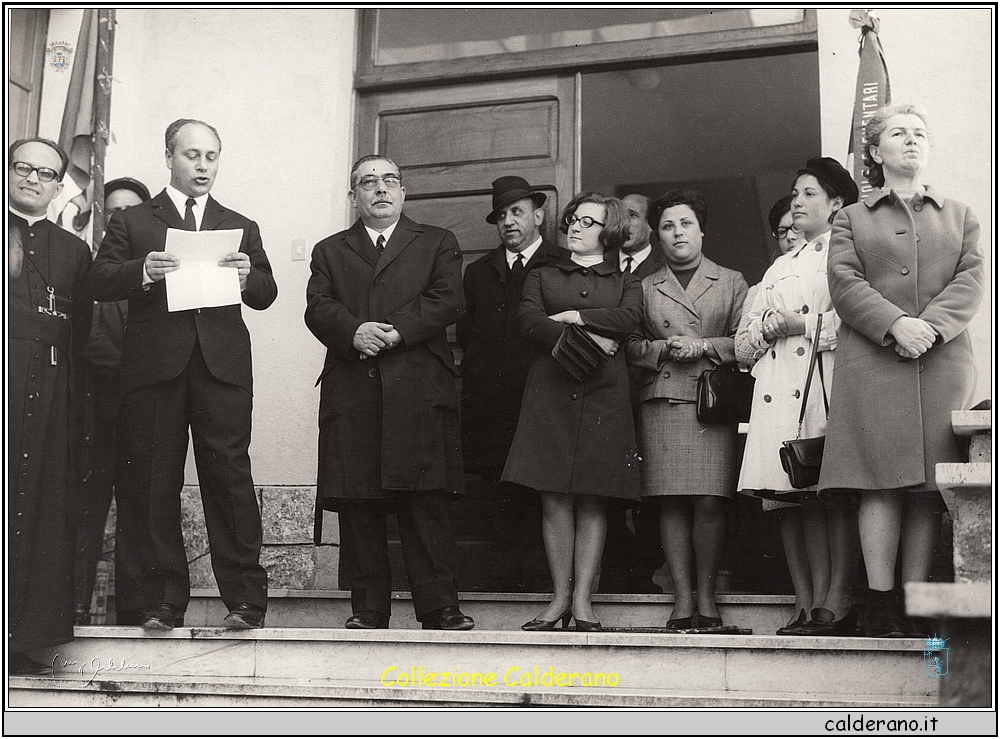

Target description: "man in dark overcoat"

left=8, top=138, right=92, bottom=674
left=601, top=193, right=665, bottom=593
left=305, top=155, right=473, bottom=630
left=91, top=119, right=277, bottom=631
left=456, top=176, right=562, bottom=592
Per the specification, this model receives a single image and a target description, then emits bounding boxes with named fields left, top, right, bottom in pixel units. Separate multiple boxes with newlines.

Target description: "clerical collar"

left=365, top=219, right=399, bottom=248
left=506, top=236, right=542, bottom=267
left=9, top=207, right=47, bottom=226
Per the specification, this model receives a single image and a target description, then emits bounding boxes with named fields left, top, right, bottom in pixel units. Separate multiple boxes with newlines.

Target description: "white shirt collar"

left=790, top=229, right=831, bottom=257
left=506, top=236, right=542, bottom=267
left=166, top=185, right=209, bottom=230
left=364, top=219, right=399, bottom=249
left=9, top=206, right=47, bottom=226
left=620, top=244, right=652, bottom=271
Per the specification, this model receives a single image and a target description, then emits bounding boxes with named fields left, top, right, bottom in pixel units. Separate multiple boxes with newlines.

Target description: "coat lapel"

left=149, top=190, right=185, bottom=230
left=344, top=219, right=379, bottom=269
left=685, top=257, right=719, bottom=307
left=374, top=214, right=421, bottom=276
left=652, top=265, right=698, bottom=317
left=200, top=195, right=230, bottom=231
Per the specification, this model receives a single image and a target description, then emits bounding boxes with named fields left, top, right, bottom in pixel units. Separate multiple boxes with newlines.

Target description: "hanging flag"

left=56, top=9, right=98, bottom=243
left=847, top=9, right=891, bottom=199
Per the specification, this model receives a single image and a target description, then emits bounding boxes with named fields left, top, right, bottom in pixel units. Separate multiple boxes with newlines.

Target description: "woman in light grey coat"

left=820, top=105, right=985, bottom=637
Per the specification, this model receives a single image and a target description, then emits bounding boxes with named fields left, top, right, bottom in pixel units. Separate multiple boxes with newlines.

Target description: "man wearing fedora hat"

left=457, top=175, right=564, bottom=592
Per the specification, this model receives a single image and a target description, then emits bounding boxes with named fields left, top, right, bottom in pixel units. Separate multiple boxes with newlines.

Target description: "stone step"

left=16, top=627, right=937, bottom=707
left=9, top=672, right=937, bottom=708
left=162, top=590, right=804, bottom=634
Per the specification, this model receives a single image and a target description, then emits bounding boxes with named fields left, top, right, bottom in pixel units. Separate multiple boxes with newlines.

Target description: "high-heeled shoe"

left=521, top=610, right=572, bottom=631
left=573, top=617, right=602, bottom=632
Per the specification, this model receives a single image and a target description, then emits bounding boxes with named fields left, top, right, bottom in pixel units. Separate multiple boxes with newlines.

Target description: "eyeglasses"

left=355, top=174, right=402, bottom=191
left=564, top=214, right=605, bottom=229
left=11, top=161, right=59, bottom=183
left=773, top=226, right=803, bottom=239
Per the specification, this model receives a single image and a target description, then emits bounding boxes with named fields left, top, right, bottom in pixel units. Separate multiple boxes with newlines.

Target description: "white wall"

left=817, top=8, right=993, bottom=402
left=101, top=9, right=357, bottom=484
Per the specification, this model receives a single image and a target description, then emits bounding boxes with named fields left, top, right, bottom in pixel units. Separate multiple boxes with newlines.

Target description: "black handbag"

left=551, top=323, right=607, bottom=380
left=778, top=314, right=829, bottom=489
left=696, top=362, right=755, bottom=424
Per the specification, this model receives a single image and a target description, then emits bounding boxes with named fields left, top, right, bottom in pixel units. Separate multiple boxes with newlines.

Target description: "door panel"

left=356, top=75, right=575, bottom=263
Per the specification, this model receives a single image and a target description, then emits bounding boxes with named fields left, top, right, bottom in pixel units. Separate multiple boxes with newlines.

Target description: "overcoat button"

left=581, top=269, right=589, bottom=276
left=580, top=291, right=588, bottom=297
left=796, top=347, right=805, bottom=356
left=663, top=320, right=670, bottom=327
left=914, top=203, right=922, bottom=211
left=571, top=393, right=578, bottom=400
left=763, top=394, right=772, bottom=403
left=663, top=371, right=670, bottom=379
left=901, top=266, right=910, bottom=275
left=801, top=305, right=809, bottom=314
left=815, top=243, right=823, bottom=251
left=771, top=350, right=776, bottom=359
left=28, top=250, right=35, bottom=256
left=915, top=234, right=921, bottom=242
left=793, top=390, right=801, bottom=399
left=28, top=232, right=34, bottom=238
left=367, top=368, right=377, bottom=378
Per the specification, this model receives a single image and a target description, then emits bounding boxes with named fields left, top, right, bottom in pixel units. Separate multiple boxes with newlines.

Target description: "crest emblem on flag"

left=46, top=41, right=75, bottom=73
left=922, top=634, right=949, bottom=678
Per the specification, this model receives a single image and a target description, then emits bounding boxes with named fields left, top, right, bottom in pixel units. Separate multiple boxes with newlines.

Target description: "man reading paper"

left=91, top=119, right=277, bottom=629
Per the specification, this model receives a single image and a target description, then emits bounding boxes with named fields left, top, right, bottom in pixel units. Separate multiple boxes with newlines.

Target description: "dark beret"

left=796, top=157, right=859, bottom=206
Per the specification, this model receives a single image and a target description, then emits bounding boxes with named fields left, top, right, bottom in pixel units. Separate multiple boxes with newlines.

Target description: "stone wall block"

left=260, top=486, right=317, bottom=545
left=261, top=545, right=315, bottom=590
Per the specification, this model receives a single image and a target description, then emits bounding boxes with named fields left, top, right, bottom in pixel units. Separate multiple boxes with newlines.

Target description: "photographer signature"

left=51, top=654, right=152, bottom=686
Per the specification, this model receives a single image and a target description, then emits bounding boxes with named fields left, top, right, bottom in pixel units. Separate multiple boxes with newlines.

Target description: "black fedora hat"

left=105, top=176, right=151, bottom=203
left=796, top=157, right=859, bottom=206
left=486, top=176, right=546, bottom=224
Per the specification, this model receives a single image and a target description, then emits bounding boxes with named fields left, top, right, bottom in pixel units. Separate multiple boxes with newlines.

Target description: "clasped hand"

left=890, top=316, right=936, bottom=359
left=762, top=309, right=806, bottom=342
left=663, top=335, right=703, bottom=363
left=353, top=322, right=402, bottom=358
left=144, top=251, right=251, bottom=291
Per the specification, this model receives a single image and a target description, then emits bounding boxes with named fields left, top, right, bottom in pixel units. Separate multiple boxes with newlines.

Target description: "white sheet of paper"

left=163, top=228, right=244, bottom=312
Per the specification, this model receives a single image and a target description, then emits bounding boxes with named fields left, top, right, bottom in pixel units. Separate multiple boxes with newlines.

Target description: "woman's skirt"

left=638, top=399, right=737, bottom=498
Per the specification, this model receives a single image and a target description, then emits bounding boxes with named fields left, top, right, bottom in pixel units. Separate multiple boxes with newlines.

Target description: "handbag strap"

left=796, top=313, right=826, bottom=439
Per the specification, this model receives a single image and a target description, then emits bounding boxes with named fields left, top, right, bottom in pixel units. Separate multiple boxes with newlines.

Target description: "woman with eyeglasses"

left=626, top=190, right=748, bottom=632
left=502, top=192, right=642, bottom=632
left=738, top=157, right=861, bottom=636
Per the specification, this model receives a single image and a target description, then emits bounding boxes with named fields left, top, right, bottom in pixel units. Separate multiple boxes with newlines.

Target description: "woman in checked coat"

left=502, top=192, right=643, bottom=632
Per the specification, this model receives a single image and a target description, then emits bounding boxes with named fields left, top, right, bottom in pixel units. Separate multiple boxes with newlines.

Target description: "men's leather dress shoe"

left=223, top=603, right=266, bottom=629
left=141, top=603, right=184, bottom=631
left=9, top=651, right=51, bottom=676
left=345, top=612, right=390, bottom=629
left=420, top=605, right=475, bottom=631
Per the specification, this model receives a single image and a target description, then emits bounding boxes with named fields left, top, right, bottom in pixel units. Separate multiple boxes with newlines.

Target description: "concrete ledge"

left=905, top=582, right=992, bottom=619
left=950, top=410, right=992, bottom=437
left=936, top=462, right=991, bottom=491
left=8, top=673, right=937, bottom=708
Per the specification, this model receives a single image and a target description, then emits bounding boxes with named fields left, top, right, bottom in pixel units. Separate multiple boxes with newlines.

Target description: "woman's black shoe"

left=863, top=588, right=906, bottom=638
left=804, top=606, right=860, bottom=636
left=665, top=615, right=694, bottom=631
left=573, top=617, right=602, bottom=632
left=521, top=610, right=571, bottom=631
left=776, top=609, right=810, bottom=635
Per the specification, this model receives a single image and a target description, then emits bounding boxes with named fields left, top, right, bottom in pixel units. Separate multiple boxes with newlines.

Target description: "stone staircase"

left=11, top=592, right=939, bottom=707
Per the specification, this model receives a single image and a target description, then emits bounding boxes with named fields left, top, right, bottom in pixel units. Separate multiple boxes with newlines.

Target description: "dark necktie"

left=510, top=253, right=525, bottom=282
left=184, top=198, right=197, bottom=231
left=623, top=256, right=634, bottom=274
left=376, top=234, right=386, bottom=252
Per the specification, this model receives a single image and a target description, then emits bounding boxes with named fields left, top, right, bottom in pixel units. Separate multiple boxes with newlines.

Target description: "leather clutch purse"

left=551, top=324, right=606, bottom=381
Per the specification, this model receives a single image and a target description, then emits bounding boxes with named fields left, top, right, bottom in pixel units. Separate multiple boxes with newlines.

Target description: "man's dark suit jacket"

left=456, top=238, right=564, bottom=476
left=91, top=190, right=277, bottom=394
left=610, top=245, right=665, bottom=281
